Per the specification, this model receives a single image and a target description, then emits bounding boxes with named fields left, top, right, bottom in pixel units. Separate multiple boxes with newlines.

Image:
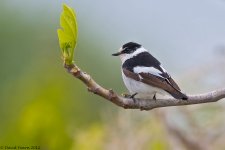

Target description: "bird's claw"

left=122, top=93, right=138, bottom=103
left=121, top=93, right=131, bottom=98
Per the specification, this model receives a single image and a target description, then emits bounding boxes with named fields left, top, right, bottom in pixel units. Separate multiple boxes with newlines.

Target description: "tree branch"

left=157, top=110, right=210, bottom=150
left=65, top=63, right=225, bottom=111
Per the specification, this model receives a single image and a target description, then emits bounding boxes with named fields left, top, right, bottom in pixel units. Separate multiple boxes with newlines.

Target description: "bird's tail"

left=167, top=90, right=188, bottom=100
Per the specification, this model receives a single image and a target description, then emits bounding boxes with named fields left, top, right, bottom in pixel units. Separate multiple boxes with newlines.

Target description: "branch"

left=157, top=110, right=209, bottom=150
left=65, top=63, right=225, bottom=111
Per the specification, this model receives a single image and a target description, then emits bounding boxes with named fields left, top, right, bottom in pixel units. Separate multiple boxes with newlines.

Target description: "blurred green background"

left=0, top=1, right=225, bottom=150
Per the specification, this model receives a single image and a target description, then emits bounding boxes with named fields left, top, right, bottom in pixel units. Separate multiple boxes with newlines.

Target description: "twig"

left=64, top=63, right=225, bottom=111
left=158, top=110, right=209, bottom=150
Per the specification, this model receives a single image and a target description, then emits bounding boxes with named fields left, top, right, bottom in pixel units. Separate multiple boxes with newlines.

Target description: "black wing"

left=122, top=68, right=188, bottom=100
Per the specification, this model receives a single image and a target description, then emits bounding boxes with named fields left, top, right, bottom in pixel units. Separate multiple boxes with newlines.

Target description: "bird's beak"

left=112, top=48, right=123, bottom=56
left=112, top=51, right=122, bottom=56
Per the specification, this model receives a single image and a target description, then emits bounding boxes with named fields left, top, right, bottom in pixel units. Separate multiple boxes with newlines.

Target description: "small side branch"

left=65, top=63, right=225, bottom=111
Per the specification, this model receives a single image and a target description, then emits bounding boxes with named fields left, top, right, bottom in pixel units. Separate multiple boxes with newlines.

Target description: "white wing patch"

left=160, top=65, right=170, bottom=78
left=160, top=65, right=167, bottom=72
left=133, top=66, right=164, bottom=78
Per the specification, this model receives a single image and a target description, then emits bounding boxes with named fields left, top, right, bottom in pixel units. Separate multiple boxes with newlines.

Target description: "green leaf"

left=57, top=4, right=78, bottom=65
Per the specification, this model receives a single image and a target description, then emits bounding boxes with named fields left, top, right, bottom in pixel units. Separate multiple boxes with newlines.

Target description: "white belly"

left=122, top=71, right=169, bottom=99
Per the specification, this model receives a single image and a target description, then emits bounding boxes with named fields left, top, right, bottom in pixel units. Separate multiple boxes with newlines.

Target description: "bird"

left=112, top=42, right=188, bottom=100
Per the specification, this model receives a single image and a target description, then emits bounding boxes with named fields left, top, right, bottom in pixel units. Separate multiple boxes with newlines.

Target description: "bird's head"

left=112, top=42, right=147, bottom=63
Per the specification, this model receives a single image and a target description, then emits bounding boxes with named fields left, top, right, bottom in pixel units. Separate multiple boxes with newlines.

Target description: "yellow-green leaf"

left=57, top=4, right=78, bottom=65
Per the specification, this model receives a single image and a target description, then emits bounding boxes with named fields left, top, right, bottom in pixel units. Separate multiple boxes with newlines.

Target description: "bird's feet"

left=130, top=93, right=138, bottom=99
left=121, top=93, right=131, bottom=98
left=153, top=94, right=157, bottom=103
left=122, top=93, right=138, bottom=103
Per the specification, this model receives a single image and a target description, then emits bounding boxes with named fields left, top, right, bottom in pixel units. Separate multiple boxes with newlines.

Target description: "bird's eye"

left=122, top=48, right=130, bottom=54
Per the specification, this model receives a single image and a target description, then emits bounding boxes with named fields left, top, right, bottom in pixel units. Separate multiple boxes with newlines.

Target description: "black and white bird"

left=112, top=42, right=188, bottom=100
